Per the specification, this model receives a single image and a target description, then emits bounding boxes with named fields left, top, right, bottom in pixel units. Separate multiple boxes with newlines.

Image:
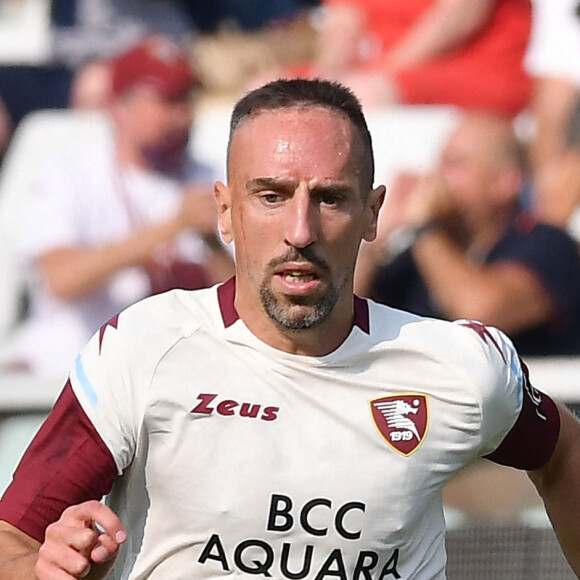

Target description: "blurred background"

left=0, top=1, right=579, bottom=577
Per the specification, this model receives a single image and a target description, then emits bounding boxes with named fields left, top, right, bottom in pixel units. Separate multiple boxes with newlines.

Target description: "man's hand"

left=377, top=171, right=454, bottom=235
left=402, top=172, right=456, bottom=226
left=34, top=501, right=126, bottom=579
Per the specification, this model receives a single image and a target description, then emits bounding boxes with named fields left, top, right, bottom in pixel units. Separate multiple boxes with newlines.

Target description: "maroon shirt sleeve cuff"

left=485, top=360, right=561, bottom=470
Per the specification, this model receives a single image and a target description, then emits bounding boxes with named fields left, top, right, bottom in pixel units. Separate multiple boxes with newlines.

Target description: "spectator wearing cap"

left=0, top=0, right=197, bottom=162
left=0, top=35, right=234, bottom=379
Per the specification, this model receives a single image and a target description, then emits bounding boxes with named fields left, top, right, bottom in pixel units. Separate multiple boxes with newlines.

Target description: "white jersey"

left=67, top=280, right=526, bottom=579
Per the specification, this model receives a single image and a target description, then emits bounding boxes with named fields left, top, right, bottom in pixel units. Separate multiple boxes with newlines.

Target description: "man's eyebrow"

left=246, top=177, right=297, bottom=191
left=310, top=182, right=353, bottom=196
left=246, top=177, right=353, bottom=195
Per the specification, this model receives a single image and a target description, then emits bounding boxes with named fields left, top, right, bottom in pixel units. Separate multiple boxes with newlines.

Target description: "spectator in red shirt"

left=308, top=0, right=532, bottom=115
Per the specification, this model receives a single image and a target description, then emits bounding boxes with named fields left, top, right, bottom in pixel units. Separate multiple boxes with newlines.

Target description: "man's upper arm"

left=483, top=357, right=560, bottom=470
left=0, top=382, right=118, bottom=543
left=455, top=321, right=560, bottom=468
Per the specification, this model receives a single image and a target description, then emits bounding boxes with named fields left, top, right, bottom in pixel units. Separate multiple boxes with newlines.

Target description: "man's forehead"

left=226, top=105, right=371, bottom=190
left=234, top=106, right=353, bottom=138
left=229, top=106, right=355, bottom=162
left=234, top=114, right=352, bottom=176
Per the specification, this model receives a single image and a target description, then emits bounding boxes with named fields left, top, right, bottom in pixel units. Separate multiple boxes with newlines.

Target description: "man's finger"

left=36, top=540, right=93, bottom=579
left=65, top=501, right=127, bottom=546
left=90, top=533, right=123, bottom=564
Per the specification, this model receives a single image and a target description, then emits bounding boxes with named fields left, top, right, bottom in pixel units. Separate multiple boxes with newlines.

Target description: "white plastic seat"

left=0, top=109, right=114, bottom=340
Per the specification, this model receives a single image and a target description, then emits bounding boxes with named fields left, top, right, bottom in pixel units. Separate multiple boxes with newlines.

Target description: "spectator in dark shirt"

left=356, top=111, right=580, bottom=356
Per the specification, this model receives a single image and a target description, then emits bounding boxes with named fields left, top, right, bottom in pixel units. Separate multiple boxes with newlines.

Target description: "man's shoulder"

left=95, top=286, right=222, bottom=359
left=123, top=284, right=219, bottom=328
left=367, top=300, right=514, bottom=374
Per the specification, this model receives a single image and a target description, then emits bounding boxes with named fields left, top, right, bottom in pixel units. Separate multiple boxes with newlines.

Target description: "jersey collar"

left=217, top=277, right=369, bottom=334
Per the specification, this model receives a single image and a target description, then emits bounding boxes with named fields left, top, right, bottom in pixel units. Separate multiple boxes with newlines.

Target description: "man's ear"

left=214, top=181, right=233, bottom=244
left=363, top=185, right=387, bottom=242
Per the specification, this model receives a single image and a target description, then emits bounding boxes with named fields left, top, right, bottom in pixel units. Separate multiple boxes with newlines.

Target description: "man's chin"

left=271, top=309, right=326, bottom=332
left=283, top=292, right=322, bottom=307
left=260, top=286, right=336, bottom=332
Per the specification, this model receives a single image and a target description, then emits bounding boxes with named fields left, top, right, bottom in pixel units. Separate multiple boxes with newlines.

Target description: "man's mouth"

left=281, top=271, right=318, bottom=283
left=273, top=265, right=323, bottom=296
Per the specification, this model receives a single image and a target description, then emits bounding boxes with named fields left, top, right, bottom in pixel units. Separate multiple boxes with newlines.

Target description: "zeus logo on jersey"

left=370, top=394, right=429, bottom=456
left=198, top=493, right=401, bottom=578
left=191, top=393, right=280, bottom=421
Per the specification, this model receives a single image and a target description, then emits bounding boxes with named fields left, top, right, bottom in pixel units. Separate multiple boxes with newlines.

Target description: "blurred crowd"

left=0, top=0, right=579, bottom=381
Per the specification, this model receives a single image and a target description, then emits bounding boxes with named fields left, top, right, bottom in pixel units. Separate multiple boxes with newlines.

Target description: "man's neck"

left=234, top=288, right=356, bottom=357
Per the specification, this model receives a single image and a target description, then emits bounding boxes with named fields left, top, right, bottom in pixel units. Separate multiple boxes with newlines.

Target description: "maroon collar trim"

left=353, top=295, right=370, bottom=334
left=217, top=277, right=370, bottom=334
left=217, top=277, right=238, bottom=328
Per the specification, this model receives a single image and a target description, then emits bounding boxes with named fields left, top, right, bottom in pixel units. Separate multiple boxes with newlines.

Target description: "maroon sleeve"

left=0, top=381, right=118, bottom=542
left=485, top=360, right=561, bottom=470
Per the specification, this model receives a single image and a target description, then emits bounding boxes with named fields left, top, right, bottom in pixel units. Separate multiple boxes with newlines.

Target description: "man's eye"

left=261, top=192, right=284, bottom=204
left=318, top=192, right=342, bottom=206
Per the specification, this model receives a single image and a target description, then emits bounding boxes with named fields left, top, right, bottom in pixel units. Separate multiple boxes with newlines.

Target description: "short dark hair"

left=228, top=78, right=375, bottom=192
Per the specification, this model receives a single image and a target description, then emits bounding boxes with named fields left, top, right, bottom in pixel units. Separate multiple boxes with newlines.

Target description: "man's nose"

left=284, top=185, right=318, bottom=249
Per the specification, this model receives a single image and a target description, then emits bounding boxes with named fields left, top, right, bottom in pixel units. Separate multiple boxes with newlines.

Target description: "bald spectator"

left=356, top=111, right=580, bottom=355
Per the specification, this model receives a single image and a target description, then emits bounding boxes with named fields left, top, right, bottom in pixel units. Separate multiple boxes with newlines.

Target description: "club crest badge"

left=370, top=394, right=429, bottom=456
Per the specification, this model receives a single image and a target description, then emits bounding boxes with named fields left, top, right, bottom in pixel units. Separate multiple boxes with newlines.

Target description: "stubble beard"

left=259, top=283, right=340, bottom=331
left=258, top=246, right=353, bottom=332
